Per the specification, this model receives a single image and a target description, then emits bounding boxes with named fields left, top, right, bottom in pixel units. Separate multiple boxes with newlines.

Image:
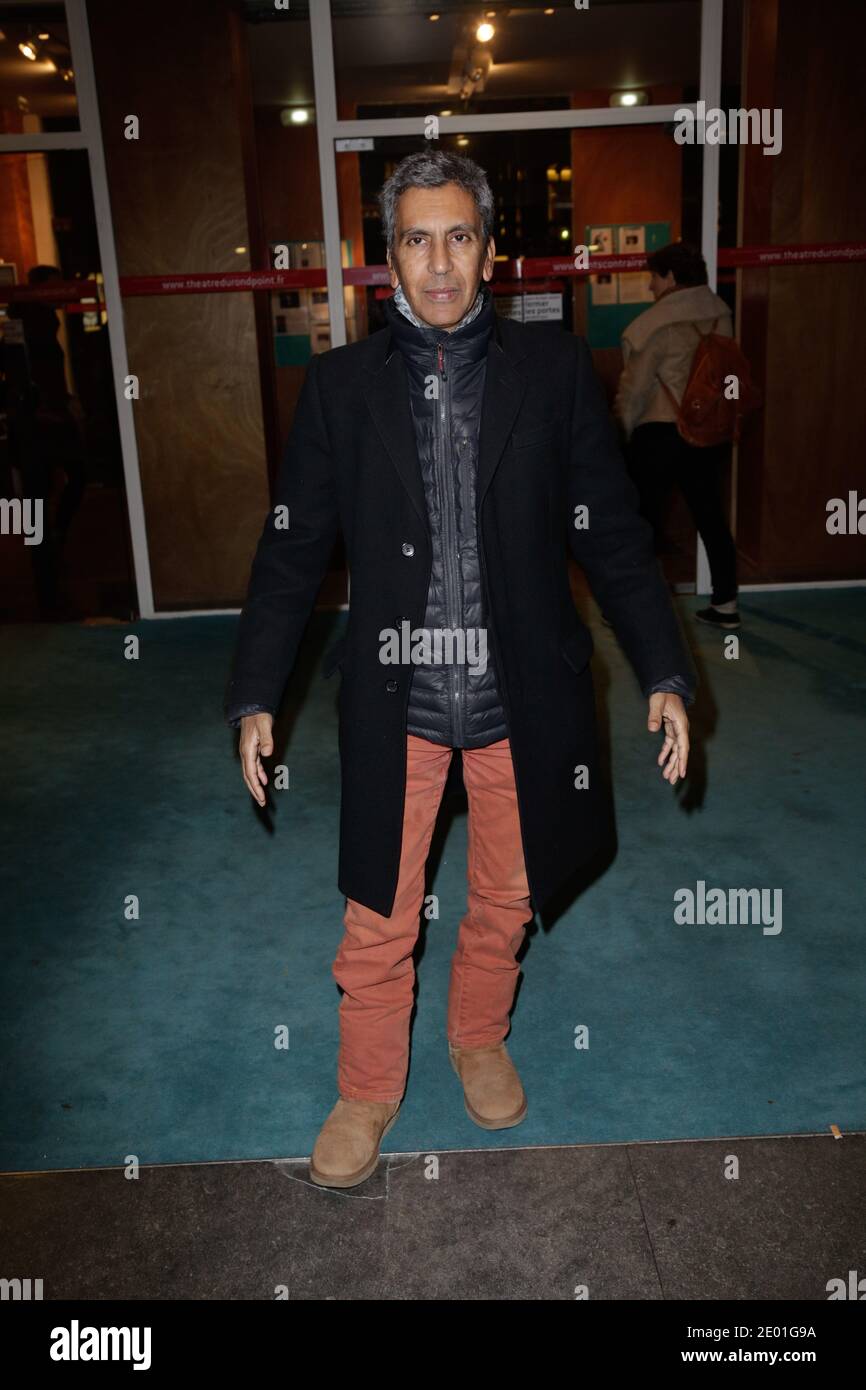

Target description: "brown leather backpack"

left=658, top=320, right=762, bottom=447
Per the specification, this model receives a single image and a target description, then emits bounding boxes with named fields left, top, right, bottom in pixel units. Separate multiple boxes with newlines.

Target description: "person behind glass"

left=614, top=241, right=741, bottom=630
left=6, top=265, right=86, bottom=619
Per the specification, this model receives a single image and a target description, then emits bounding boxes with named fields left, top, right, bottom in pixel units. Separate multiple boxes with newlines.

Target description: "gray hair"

left=378, top=149, right=495, bottom=251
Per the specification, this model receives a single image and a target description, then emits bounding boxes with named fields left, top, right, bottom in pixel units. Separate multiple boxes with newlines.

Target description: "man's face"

left=387, top=182, right=495, bottom=330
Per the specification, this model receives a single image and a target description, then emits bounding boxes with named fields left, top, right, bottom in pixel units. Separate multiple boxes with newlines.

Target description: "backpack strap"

left=656, top=318, right=721, bottom=411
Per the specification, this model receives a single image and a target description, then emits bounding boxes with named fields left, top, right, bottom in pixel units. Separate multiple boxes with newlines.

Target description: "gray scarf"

left=393, top=282, right=485, bottom=334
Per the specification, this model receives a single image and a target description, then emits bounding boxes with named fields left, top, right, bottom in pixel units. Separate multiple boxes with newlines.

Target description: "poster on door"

left=584, top=221, right=671, bottom=349
left=616, top=226, right=654, bottom=304
left=588, top=227, right=617, bottom=307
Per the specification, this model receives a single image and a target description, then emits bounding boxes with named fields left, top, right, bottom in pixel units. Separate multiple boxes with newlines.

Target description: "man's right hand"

left=239, top=713, right=274, bottom=807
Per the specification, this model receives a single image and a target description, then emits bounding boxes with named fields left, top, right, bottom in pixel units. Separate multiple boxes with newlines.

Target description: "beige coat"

left=614, top=283, right=733, bottom=439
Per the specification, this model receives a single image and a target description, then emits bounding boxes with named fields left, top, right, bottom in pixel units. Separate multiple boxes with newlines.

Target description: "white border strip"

left=149, top=608, right=243, bottom=619
left=149, top=603, right=350, bottom=619
left=696, top=0, right=724, bottom=597
left=67, top=0, right=154, bottom=616
left=738, top=580, right=866, bottom=592
left=9, top=1125, right=858, bottom=1175
left=333, top=105, right=693, bottom=138
left=310, top=0, right=346, bottom=346
left=149, top=584, right=866, bottom=621
left=700, top=0, right=723, bottom=297
left=0, top=132, right=88, bottom=150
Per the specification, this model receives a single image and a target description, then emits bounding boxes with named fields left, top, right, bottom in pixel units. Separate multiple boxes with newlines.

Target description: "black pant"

left=628, top=422, right=738, bottom=607
left=11, top=409, right=86, bottom=615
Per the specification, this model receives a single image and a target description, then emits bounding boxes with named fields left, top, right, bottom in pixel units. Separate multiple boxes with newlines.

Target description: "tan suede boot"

left=448, top=1041, right=527, bottom=1129
left=309, top=1098, right=401, bottom=1189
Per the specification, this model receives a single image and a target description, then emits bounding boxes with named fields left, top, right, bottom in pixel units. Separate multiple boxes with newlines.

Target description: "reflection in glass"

left=0, top=4, right=78, bottom=132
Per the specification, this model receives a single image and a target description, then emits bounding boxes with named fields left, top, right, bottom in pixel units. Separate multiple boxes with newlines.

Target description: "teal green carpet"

left=1, top=591, right=864, bottom=1171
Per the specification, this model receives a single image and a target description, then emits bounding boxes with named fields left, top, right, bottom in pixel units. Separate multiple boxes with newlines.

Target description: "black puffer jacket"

left=384, top=288, right=507, bottom=749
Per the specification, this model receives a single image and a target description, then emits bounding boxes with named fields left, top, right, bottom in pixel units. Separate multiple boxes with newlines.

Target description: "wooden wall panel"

left=0, top=110, right=39, bottom=280
left=0, top=155, right=39, bottom=281
left=734, top=0, right=776, bottom=567
left=570, top=87, right=683, bottom=398
left=253, top=103, right=367, bottom=460
left=88, top=0, right=268, bottom=609
left=255, top=114, right=323, bottom=246
left=253, top=111, right=321, bottom=454
left=738, top=0, right=866, bottom=582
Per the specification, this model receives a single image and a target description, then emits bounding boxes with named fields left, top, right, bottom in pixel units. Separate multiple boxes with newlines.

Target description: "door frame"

left=0, top=0, right=723, bottom=615
left=0, top=0, right=154, bottom=615
left=309, top=0, right=724, bottom=596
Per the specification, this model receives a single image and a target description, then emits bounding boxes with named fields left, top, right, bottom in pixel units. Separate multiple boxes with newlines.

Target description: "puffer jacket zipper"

left=435, top=339, right=464, bottom=745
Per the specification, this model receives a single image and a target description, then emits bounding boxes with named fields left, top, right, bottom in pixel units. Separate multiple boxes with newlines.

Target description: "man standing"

left=225, top=151, right=695, bottom=1189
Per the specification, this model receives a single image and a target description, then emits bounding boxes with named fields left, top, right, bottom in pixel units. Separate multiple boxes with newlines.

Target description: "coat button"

left=401, top=542, right=415, bottom=557
left=385, top=679, right=399, bottom=693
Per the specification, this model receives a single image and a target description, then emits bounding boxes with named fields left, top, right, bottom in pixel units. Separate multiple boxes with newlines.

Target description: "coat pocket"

left=560, top=626, right=594, bottom=676
left=322, top=633, right=348, bottom=679
left=512, top=421, right=557, bottom=450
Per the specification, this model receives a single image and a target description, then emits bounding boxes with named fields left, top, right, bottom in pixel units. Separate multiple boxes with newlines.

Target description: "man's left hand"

left=647, top=692, right=689, bottom=785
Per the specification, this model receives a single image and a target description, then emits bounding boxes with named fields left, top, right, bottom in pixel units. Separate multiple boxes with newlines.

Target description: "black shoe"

left=695, top=606, right=741, bottom=630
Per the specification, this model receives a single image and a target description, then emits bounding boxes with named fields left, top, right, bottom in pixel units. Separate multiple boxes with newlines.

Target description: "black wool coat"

left=225, top=312, right=695, bottom=917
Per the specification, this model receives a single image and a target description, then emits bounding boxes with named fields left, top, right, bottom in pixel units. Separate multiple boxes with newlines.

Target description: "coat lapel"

left=477, top=316, right=527, bottom=508
left=363, top=338, right=429, bottom=535
left=363, top=311, right=529, bottom=527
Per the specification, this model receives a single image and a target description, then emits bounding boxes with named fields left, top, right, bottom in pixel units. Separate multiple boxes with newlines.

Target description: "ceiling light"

left=544, top=7, right=555, bottom=13
left=609, top=90, right=648, bottom=107
left=476, top=22, right=495, bottom=42
left=440, top=109, right=452, bottom=116
left=19, top=40, right=39, bottom=60
left=457, top=136, right=469, bottom=146
left=429, top=11, right=440, bottom=19
left=37, top=31, right=51, bottom=40
left=559, top=227, right=570, bottom=240
left=290, top=108, right=310, bottom=124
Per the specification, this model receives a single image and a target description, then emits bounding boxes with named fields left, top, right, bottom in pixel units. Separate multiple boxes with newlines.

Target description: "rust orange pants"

left=333, top=733, right=533, bottom=1103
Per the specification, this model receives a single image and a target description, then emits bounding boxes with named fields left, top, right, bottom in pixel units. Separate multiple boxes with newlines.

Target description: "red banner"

left=1, top=244, right=863, bottom=306
left=117, top=269, right=330, bottom=297
left=0, top=279, right=99, bottom=304
left=517, top=243, right=866, bottom=279
left=115, top=242, right=866, bottom=296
